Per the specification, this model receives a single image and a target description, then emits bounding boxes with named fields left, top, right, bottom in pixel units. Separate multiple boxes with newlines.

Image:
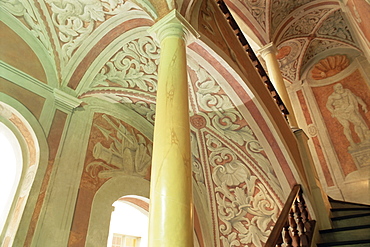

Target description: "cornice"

left=53, top=89, right=82, bottom=112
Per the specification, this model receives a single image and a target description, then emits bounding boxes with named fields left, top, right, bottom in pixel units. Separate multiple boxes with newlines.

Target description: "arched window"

left=0, top=122, right=22, bottom=233
left=0, top=101, right=41, bottom=246
left=107, top=196, right=149, bottom=247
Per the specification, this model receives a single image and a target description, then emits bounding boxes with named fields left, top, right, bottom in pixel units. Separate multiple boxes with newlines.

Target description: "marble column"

left=258, top=43, right=299, bottom=128
left=147, top=10, right=198, bottom=247
left=259, top=44, right=332, bottom=229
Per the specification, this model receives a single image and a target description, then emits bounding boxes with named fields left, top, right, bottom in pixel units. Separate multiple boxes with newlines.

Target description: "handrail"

left=266, top=185, right=301, bottom=246
left=216, top=0, right=289, bottom=121
left=265, top=184, right=316, bottom=247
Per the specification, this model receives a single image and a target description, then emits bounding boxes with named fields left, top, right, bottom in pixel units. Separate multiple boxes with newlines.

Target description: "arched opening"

left=107, top=196, right=149, bottom=247
left=0, top=122, right=22, bottom=234
left=85, top=176, right=150, bottom=247
left=0, top=100, right=42, bottom=246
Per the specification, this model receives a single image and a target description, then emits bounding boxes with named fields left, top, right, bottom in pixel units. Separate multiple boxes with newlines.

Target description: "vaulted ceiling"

left=1, top=1, right=370, bottom=246
left=226, top=0, right=362, bottom=82
left=1, top=1, right=299, bottom=246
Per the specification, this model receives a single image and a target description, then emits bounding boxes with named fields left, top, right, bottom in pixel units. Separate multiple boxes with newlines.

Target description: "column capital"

left=148, top=9, right=200, bottom=45
left=257, top=42, right=278, bottom=58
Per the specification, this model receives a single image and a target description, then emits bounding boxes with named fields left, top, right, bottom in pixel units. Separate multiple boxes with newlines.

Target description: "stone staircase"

left=317, top=198, right=370, bottom=246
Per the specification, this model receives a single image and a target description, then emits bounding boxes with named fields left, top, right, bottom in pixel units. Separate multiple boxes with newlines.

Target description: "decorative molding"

left=257, top=42, right=277, bottom=59
left=0, top=103, right=40, bottom=247
left=276, top=40, right=305, bottom=82
left=301, top=39, right=351, bottom=69
left=148, top=9, right=200, bottom=45
left=0, top=61, right=54, bottom=95
left=190, top=130, right=208, bottom=203
left=59, top=5, right=155, bottom=86
left=307, top=124, right=318, bottom=137
left=0, top=103, right=13, bottom=119
left=206, top=133, right=279, bottom=247
left=307, top=55, right=358, bottom=87
left=53, top=89, right=82, bottom=112
left=0, top=4, right=59, bottom=86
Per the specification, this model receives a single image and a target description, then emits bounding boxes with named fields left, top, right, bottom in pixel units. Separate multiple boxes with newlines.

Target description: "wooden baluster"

left=298, top=191, right=312, bottom=235
left=265, top=185, right=316, bottom=247
left=282, top=221, right=293, bottom=247
left=276, top=233, right=283, bottom=247
left=297, top=192, right=312, bottom=246
left=289, top=204, right=300, bottom=247
left=294, top=199, right=310, bottom=247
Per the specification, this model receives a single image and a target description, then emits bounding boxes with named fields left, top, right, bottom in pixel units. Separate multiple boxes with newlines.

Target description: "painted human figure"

left=326, top=83, right=370, bottom=148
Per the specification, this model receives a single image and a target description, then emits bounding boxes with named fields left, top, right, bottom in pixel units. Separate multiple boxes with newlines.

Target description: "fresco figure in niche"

left=326, top=83, right=370, bottom=149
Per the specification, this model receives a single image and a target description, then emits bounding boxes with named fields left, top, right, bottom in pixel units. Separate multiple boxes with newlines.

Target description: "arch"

left=300, top=47, right=362, bottom=81
left=0, top=94, right=49, bottom=246
left=85, top=176, right=150, bottom=247
left=0, top=9, right=58, bottom=86
left=64, top=2, right=155, bottom=92
left=0, top=121, right=22, bottom=234
left=107, top=195, right=149, bottom=247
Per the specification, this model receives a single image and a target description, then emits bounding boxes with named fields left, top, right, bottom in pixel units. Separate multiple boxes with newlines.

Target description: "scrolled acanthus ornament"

left=207, top=134, right=279, bottom=247
left=92, top=36, right=160, bottom=93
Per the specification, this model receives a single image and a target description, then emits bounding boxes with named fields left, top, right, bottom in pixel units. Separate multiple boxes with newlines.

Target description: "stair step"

left=330, top=200, right=370, bottom=210
left=332, top=213, right=370, bottom=228
left=319, top=225, right=370, bottom=243
left=317, top=239, right=370, bottom=247
left=331, top=208, right=370, bottom=217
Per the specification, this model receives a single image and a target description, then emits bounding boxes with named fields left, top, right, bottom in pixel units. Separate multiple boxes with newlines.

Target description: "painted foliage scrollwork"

left=281, top=9, right=330, bottom=41
left=317, top=10, right=355, bottom=44
left=192, top=62, right=252, bottom=146
left=189, top=58, right=283, bottom=246
left=45, top=0, right=126, bottom=62
left=271, top=0, right=311, bottom=34
left=207, top=134, right=279, bottom=247
left=238, top=0, right=266, bottom=29
left=191, top=59, right=283, bottom=194
left=92, top=36, right=160, bottom=93
left=276, top=40, right=304, bottom=82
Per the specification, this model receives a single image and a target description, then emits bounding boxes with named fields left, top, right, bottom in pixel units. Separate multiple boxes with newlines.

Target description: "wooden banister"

left=265, top=184, right=316, bottom=247
left=216, top=0, right=290, bottom=121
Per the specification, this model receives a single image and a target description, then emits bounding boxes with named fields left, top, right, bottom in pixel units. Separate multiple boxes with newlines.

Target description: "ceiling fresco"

left=0, top=0, right=299, bottom=246
left=3, top=0, right=362, bottom=84
left=221, top=0, right=370, bottom=207
left=225, top=0, right=362, bottom=82
left=5, top=0, right=370, bottom=246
